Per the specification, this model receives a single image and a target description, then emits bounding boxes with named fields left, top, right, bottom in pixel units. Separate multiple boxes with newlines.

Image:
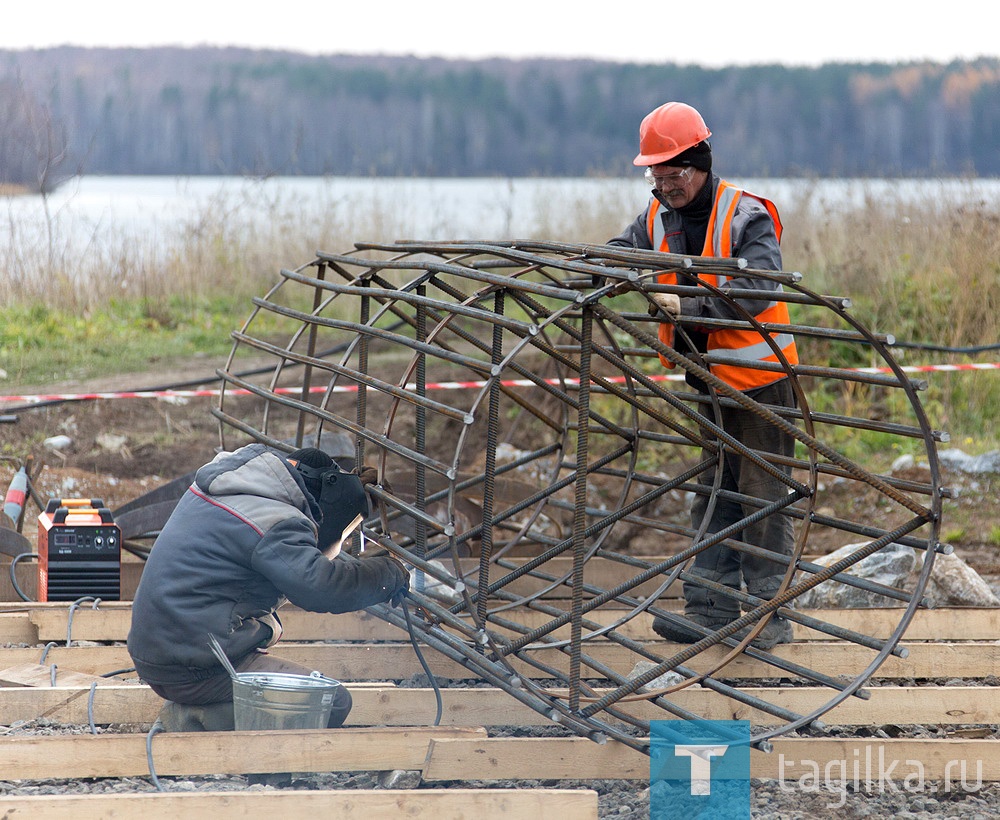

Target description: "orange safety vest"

left=648, top=180, right=799, bottom=392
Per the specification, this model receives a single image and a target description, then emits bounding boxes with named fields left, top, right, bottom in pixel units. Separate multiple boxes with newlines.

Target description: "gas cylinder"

left=3, top=466, right=28, bottom=528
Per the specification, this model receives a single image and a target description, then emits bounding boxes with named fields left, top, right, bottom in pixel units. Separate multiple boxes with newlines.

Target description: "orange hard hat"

left=633, top=102, right=712, bottom=167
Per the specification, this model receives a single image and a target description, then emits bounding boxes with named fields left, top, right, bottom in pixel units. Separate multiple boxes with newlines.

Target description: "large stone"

left=627, top=660, right=687, bottom=691
left=796, top=542, right=917, bottom=609
left=937, top=448, right=1000, bottom=475
left=919, top=552, right=1000, bottom=607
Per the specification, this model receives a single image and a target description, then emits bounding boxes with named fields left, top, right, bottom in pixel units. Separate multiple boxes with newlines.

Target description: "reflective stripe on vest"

left=647, top=181, right=798, bottom=391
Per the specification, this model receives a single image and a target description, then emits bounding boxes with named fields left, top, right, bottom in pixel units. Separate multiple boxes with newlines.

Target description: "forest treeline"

left=2, top=46, right=999, bottom=188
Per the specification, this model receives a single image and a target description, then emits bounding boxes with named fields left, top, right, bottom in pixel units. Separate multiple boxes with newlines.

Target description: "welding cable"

left=401, top=598, right=443, bottom=726
left=85, top=669, right=138, bottom=734
left=87, top=680, right=98, bottom=735
left=8, top=552, right=37, bottom=602
left=66, top=596, right=102, bottom=646
left=145, top=719, right=166, bottom=791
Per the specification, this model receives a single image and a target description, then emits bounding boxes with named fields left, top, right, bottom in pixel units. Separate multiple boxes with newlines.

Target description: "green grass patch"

left=0, top=297, right=249, bottom=385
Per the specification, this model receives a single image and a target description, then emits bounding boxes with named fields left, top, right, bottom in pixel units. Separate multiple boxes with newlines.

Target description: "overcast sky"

left=3, top=1, right=997, bottom=67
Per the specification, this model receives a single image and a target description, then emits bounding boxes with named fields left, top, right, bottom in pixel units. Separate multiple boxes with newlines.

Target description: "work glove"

left=649, top=292, right=681, bottom=317
left=366, top=553, right=410, bottom=607
left=607, top=278, right=637, bottom=297
left=357, top=465, right=393, bottom=495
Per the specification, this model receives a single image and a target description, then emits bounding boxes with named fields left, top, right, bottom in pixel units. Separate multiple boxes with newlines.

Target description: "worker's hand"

left=387, top=556, right=410, bottom=606
left=369, top=554, right=410, bottom=606
left=357, top=465, right=392, bottom=494
left=650, top=292, right=681, bottom=316
left=607, top=279, right=635, bottom=297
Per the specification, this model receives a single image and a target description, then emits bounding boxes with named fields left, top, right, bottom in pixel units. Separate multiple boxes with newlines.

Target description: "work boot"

left=739, top=579, right=794, bottom=650
left=651, top=612, right=738, bottom=643
left=734, top=614, right=793, bottom=650
left=157, top=700, right=235, bottom=732
left=654, top=569, right=742, bottom=642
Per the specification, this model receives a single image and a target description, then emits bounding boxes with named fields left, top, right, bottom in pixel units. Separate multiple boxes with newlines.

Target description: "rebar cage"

left=214, top=239, right=944, bottom=753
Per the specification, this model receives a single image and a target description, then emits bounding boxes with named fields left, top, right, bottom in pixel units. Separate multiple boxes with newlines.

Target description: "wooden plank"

left=424, top=737, right=649, bottom=781
left=28, top=605, right=406, bottom=643
left=24, top=603, right=1000, bottom=644
left=761, top=737, right=1000, bottom=781
left=0, top=789, right=599, bottom=820
left=30, top=607, right=133, bottom=643
left=5, top=684, right=999, bottom=730
left=0, top=663, right=112, bottom=688
left=2, top=640, right=998, bottom=681
left=0, top=683, right=162, bottom=725
left=0, top=611, right=38, bottom=644
left=1, top=555, right=682, bottom=605
left=0, top=681, right=390, bottom=726
left=422, top=736, right=1000, bottom=782
left=4, top=725, right=998, bottom=785
left=0, top=558, right=38, bottom=604
left=0, top=726, right=485, bottom=780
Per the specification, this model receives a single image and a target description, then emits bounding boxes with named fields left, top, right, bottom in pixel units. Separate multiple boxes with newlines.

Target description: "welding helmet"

left=633, top=101, right=712, bottom=167
left=288, top=448, right=369, bottom=553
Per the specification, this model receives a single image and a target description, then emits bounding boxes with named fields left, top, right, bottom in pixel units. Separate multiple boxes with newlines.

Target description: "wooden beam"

left=0, top=727, right=485, bottom=780
left=4, top=684, right=999, bottom=730
left=0, top=683, right=163, bottom=725
left=0, top=663, right=113, bottom=688
left=0, top=611, right=38, bottom=644
left=1, top=640, right=998, bottom=681
left=761, top=737, right=1000, bottom=781
left=23, top=603, right=1000, bottom=644
left=422, top=736, right=1000, bottom=782
left=424, top=737, right=649, bottom=781
left=1, top=556, right=684, bottom=604
left=0, top=789, right=598, bottom=820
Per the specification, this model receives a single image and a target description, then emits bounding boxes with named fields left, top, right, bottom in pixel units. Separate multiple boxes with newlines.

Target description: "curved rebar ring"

left=214, top=239, right=944, bottom=753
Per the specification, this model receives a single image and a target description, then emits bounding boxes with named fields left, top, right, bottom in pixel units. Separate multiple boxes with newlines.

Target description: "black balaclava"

left=667, top=139, right=712, bottom=172
left=288, top=447, right=369, bottom=552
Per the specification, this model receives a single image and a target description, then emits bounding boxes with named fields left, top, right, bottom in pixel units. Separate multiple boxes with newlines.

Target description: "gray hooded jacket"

left=127, top=443, right=398, bottom=686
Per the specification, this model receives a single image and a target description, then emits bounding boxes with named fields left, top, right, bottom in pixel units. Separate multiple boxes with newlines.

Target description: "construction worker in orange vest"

left=608, top=101, right=798, bottom=649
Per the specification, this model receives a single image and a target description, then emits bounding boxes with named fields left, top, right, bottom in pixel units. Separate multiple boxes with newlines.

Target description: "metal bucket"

left=231, top=670, right=341, bottom=731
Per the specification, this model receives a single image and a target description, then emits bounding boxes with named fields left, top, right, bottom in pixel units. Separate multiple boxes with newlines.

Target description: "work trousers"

left=684, top=377, right=797, bottom=616
left=148, top=648, right=353, bottom=728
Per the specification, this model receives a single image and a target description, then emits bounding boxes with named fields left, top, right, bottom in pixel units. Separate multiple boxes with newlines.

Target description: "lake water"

left=3, top=174, right=999, bottom=264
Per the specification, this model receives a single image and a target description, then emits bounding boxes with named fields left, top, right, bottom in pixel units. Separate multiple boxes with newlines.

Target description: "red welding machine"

left=37, top=499, right=121, bottom=601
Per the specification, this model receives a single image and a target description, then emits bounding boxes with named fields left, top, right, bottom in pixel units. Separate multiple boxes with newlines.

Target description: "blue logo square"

left=650, top=720, right=751, bottom=820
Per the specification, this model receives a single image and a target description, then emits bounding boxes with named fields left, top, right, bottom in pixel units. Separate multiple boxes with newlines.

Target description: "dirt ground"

left=1, top=364, right=232, bottom=512
left=3, top=362, right=999, bottom=585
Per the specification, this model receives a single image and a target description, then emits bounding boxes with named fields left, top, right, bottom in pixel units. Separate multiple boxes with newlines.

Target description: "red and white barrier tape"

left=2, top=362, right=999, bottom=405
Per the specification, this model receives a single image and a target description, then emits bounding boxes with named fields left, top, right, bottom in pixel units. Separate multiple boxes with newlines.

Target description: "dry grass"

left=2, top=178, right=998, bottom=451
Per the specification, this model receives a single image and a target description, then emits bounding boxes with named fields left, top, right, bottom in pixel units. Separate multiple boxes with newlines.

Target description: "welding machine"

left=37, top=498, right=121, bottom=601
